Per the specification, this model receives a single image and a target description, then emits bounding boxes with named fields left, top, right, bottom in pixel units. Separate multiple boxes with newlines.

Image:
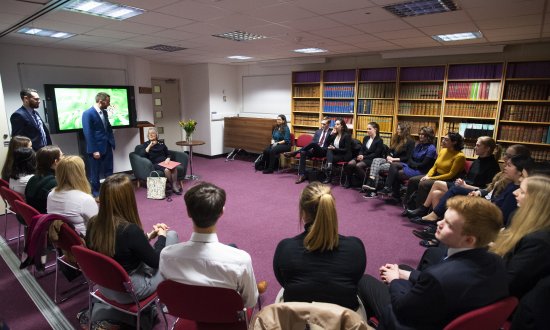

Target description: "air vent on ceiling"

left=212, top=31, right=267, bottom=41
left=384, top=0, right=458, bottom=17
left=145, top=44, right=187, bottom=52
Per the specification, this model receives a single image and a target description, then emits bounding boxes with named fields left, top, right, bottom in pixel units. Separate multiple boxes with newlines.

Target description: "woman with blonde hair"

left=86, top=174, right=177, bottom=303
left=490, top=175, right=550, bottom=300
left=47, top=156, right=97, bottom=235
left=273, top=182, right=366, bottom=311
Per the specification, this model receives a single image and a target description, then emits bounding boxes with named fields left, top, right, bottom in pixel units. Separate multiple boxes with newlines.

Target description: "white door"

left=0, top=75, right=10, bottom=214
left=151, top=79, right=183, bottom=149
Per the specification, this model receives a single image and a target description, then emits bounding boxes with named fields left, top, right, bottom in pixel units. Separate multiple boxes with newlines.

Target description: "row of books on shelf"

left=499, top=125, right=550, bottom=144
left=442, top=123, right=495, bottom=139
left=293, top=114, right=320, bottom=127
left=528, top=149, right=550, bottom=162
left=357, top=100, right=394, bottom=115
left=293, top=100, right=320, bottom=112
left=293, top=71, right=321, bottom=83
left=357, top=83, right=395, bottom=99
left=444, top=102, right=497, bottom=118
left=447, top=63, right=503, bottom=80
left=324, top=116, right=354, bottom=129
left=399, top=83, right=443, bottom=99
left=500, top=104, right=550, bottom=122
left=399, top=120, right=438, bottom=135
left=504, top=83, right=550, bottom=101
left=462, top=145, right=477, bottom=158
left=324, top=70, right=356, bottom=82
left=446, top=82, right=500, bottom=100
left=398, top=101, right=440, bottom=116
left=356, top=115, right=392, bottom=132
left=323, top=100, right=355, bottom=113
left=323, top=85, right=355, bottom=98
left=293, top=86, right=320, bottom=98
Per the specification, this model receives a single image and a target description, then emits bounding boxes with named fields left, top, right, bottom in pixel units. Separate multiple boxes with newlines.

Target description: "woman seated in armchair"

left=142, top=127, right=182, bottom=195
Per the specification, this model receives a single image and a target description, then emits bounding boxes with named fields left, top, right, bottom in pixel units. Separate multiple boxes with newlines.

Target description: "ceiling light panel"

left=64, top=0, right=145, bottom=20
left=384, top=0, right=458, bottom=18
left=212, top=31, right=268, bottom=41
left=145, top=44, right=187, bottom=52
left=17, top=27, right=75, bottom=39
left=293, top=48, right=328, bottom=54
left=432, top=31, right=482, bottom=42
left=227, top=55, right=252, bottom=60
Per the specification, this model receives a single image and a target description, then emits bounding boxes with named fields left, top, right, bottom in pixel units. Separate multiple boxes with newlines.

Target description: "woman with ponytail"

left=273, top=182, right=366, bottom=311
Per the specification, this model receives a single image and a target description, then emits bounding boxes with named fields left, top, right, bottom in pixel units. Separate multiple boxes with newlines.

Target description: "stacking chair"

left=71, top=245, right=167, bottom=330
left=157, top=280, right=250, bottom=330
left=0, top=186, right=26, bottom=255
left=443, top=296, right=518, bottom=330
left=286, top=134, right=313, bottom=171
left=51, top=221, right=86, bottom=303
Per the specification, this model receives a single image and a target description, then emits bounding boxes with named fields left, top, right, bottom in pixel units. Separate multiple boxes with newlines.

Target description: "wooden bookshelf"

left=497, top=61, right=550, bottom=161
left=289, top=61, right=550, bottom=161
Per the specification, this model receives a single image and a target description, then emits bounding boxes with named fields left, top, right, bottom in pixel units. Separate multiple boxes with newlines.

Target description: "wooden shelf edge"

left=499, top=120, right=550, bottom=125
left=497, top=140, right=550, bottom=146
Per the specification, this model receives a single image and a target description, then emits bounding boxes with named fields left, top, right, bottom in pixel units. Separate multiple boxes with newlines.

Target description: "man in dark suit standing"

left=283, top=117, right=330, bottom=184
left=10, top=88, right=52, bottom=151
left=358, top=196, right=509, bottom=330
left=82, top=92, right=116, bottom=197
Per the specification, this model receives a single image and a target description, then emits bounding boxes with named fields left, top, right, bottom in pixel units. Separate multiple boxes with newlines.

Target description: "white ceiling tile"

left=245, top=23, right=293, bottom=37
left=116, top=0, right=181, bottom=11
left=419, top=22, right=480, bottom=35
left=149, top=29, right=199, bottom=41
left=127, top=11, right=194, bottom=28
left=243, top=3, right=317, bottom=23
left=2, top=0, right=45, bottom=15
left=155, top=1, right=233, bottom=21
left=85, top=29, right=140, bottom=39
left=0, top=12, right=26, bottom=26
left=44, top=11, right=113, bottom=27
left=311, top=26, right=364, bottom=38
left=486, top=33, right=541, bottom=42
left=294, top=0, right=376, bottom=15
left=326, top=7, right=396, bottom=25
left=334, top=33, right=381, bottom=44
left=279, top=16, right=342, bottom=32
left=355, top=19, right=414, bottom=33
left=404, top=10, right=471, bottom=28
left=174, top=22, right=227, bottom=35
left=354, top=40, right=402, bottom=51
left=28, top=18, right=96, bottom=34
left=127, top=35, right=179, bottom=44
left=68, top=34, right=122, bottom=44
left=103, top=21, right=165, bottom=34
left=465, top=0, right=545, bottom=20
left=477, top=15, right=543, bottom=30
left=483, top=25, right=541, bottom=39
left=376, top=28, right=426, bottom=39
left=390, top=38, right=440, bottom=47
left=207, top=14, right=271, bottom=30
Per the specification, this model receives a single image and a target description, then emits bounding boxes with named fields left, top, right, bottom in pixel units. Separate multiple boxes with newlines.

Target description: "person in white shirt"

left=47, top=156, right=98, bottom=236
left=159, top=182, right=259, bottom=308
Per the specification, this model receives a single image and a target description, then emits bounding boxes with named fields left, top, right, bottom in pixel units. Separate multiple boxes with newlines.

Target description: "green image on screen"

left=54, top=88, right=130, bottom=131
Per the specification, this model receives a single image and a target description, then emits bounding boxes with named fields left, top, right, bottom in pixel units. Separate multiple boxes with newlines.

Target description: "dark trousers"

left=385, top=162, right=406, bottom=197
left=344, top=159, right=368, bottom=182
left=433, top=185, right=475, bottom=217
left=405, top=175, right=435, bottom=209
left=263, top=144, right=291, bottom=171
left=358, top=274, right=391, bottom=322
left=297, top=143, right=326, bottom=175
left=326, top=150, right=350, bottom=165
left=88, top=146, right=113, bottom=197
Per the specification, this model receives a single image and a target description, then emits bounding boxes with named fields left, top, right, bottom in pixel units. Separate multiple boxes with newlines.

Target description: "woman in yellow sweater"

left=402, top=132, right=465, bottom=216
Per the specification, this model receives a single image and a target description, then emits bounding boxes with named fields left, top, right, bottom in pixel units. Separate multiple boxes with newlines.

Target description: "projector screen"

left=242, top=74, right=291, bottom=115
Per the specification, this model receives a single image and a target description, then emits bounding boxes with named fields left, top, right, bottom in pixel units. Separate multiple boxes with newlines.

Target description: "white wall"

left=0, top=43, right=149, bottom=172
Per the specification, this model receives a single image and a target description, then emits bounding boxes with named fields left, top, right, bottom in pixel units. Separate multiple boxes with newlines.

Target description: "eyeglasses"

left=27, top=96, right=40, bottom=101
left=442, top=137, right=449, bottom=141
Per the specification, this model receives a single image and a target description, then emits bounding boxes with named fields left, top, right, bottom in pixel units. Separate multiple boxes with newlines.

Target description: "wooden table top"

left=176, top=140, right=206, bottom=147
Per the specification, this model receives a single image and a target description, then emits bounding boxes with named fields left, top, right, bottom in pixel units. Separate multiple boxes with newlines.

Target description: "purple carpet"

left=1, top=156, right=426, bottom=328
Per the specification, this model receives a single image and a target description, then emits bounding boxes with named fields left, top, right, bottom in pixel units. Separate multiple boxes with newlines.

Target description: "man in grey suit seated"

left=284, top=117, right=331, bottom=184
left=358, top=196, right=509, bottom=330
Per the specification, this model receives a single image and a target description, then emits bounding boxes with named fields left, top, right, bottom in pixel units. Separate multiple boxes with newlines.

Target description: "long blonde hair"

left=86, top=174, right=142, bottom=257
left=54, top=156, right=91, bottom=194
left=300, top=182, right=339, bottom=252
left=491, top=176, right=550, bottom=256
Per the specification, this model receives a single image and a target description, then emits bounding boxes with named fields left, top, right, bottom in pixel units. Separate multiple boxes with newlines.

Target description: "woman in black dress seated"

left=261, top=114, right=291, bottom=174
left=273, top=182, right=366, bottom=312
left=142, top=127, right=182, bottom=194
left=322, top=118, right=352, bottom=184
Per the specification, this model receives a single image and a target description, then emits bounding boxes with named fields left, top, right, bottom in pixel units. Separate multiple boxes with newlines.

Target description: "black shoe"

left=173, top=189, right=183, bottom=195
left=262, top=169, right=274, bottom=174
left=283, top=151, right=298, bottom=158
left=383, top=196, right=401, bottom=205
left=343, top=177, right=352, bottom=188
left=295, top=175, right=306, bottom=184
left=363, top=178, right=376, bottom=191
left=420, top=239, right=440, bottom=248
left=406, top=205, right=429, bottom=218
left=322, top=177, right=332, bottom=184
left=410, top=216, right=439, bottom=226
left=401, top=209, right=409, bottom=217
left=413, top=229, right=436, bottom=240
left=379, top=186, right=392, bottom=195
left=363, top=191, right=378, bottom=199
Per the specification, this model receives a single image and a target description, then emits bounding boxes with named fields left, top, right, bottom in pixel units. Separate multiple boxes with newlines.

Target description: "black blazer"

left=359, top=136, right=385, bottom=165
left=382, top=248, right=509, bottom=330
left=10, top=106, right=52, bottom=151
left=327, top=133, right=352, bottom=160
left=503, top=230, right=550, bottom=299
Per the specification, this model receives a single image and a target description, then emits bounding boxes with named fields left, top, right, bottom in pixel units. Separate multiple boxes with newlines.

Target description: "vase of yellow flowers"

left=179, top=119, right=197, bottom=142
